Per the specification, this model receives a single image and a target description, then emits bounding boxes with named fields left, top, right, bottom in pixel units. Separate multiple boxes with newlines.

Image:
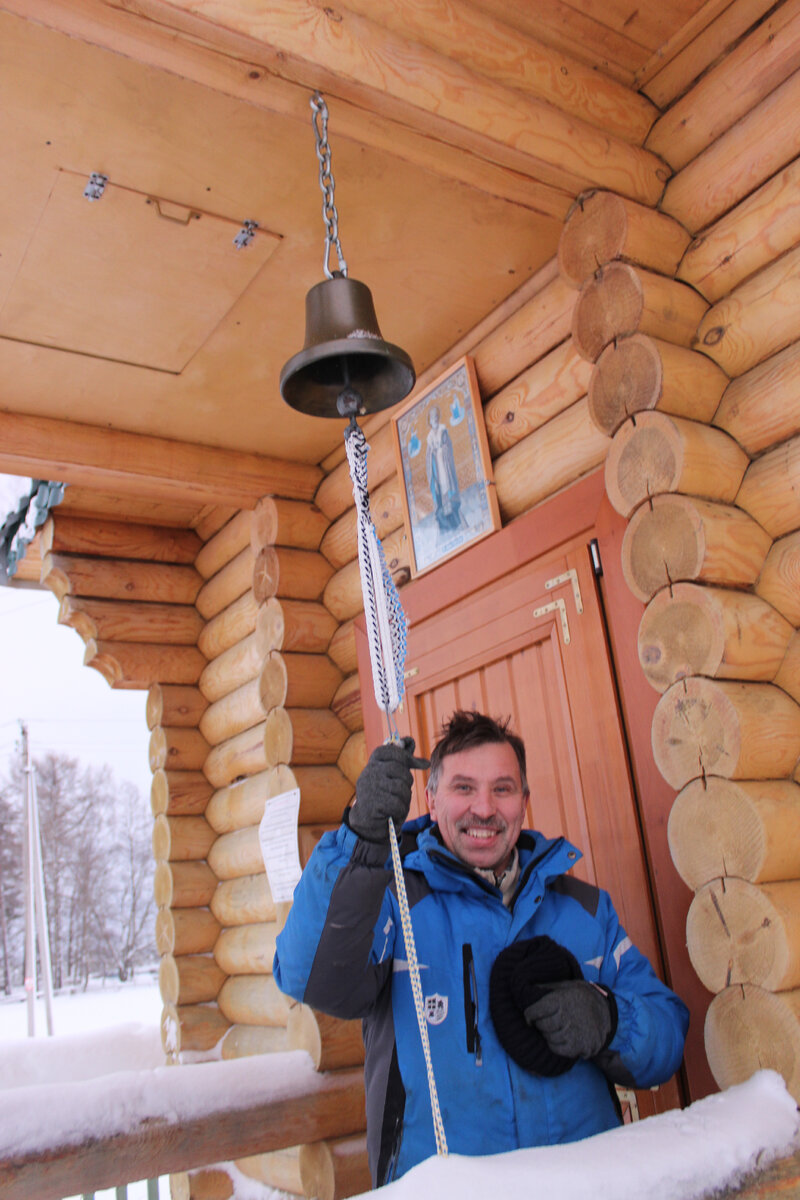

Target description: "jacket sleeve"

left=593, top=891, right=689, bottom=1088
left=273, top=821, right=400, bottom=1019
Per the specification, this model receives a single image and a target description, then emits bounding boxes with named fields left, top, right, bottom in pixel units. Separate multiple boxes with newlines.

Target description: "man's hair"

left=427, top=710, right=528, bottom=795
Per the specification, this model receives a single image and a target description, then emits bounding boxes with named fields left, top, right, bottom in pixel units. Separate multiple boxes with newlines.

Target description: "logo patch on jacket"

left=424, top=993, right=448, bottom=1025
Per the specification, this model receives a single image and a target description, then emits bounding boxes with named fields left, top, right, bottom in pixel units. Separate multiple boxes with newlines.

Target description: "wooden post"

left=587, top=334, right=727, bottom=436
left=668, top=777, right=800, bottom=889
left=571, top=262, right=708, bottom=362
left=714, top=339, right=800, bottom=456
left=688, top=877, right=800, bottom=992
left=558, top=191, right=690, bottom=288
left=620, top=495, right=771, bottom=602
left=652, top=678, right=800, bottom=790
left=638, top=583, right=792, bottom=693
left=493, top=398, right=610, bottom=523
left=604, top=412, right=748, bottom=518
left=706, top=983, right=800, bottom=1103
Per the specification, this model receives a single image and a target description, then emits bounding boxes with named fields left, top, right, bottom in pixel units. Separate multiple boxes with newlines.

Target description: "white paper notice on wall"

left=259, top=787, right=302, bottom=903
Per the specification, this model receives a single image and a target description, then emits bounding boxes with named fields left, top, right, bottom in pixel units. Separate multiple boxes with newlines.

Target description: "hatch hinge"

left=234, top=219, right=259, bottom=249
left=83, top=172, right=108, bottom=202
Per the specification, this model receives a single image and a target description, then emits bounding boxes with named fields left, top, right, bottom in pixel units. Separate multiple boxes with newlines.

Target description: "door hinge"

left=234, top=219, right=259, bottom=248
left=533, top=597, right=571, bottom=645
left=544, top=567, right=583, bottom=613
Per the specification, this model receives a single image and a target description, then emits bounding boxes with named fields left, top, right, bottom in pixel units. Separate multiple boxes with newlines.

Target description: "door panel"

left=394, top=539, right=659, bottom=971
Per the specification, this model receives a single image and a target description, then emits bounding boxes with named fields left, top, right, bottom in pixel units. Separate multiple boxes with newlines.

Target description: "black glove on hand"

left=524, top=980, right=618, bottom=1060
left=349, top=737, right=429, bottom=845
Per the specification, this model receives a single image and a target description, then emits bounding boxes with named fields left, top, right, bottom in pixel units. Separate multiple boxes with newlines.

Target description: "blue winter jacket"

left=273, top=815, right=689, bottom=1186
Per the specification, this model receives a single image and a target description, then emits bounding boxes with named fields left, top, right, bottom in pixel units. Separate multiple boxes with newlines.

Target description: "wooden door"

left=396, top=539, right=660, bottom=971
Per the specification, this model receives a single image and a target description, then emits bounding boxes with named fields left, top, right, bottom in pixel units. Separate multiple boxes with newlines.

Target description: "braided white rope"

left=344, top=423, right=406, bottom=716
left=344, top=418, right=447, bottom=1157
left=389, top=819, right=448, bottom=1157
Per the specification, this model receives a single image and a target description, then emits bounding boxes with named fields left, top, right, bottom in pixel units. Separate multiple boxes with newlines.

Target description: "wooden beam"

left=335, top=0, right=658, bottom=145
left=0, top=0, right=570, bottom=217
left=133, top=0, right=668, bottom=204
left=0, top=412, right=321, bottom=505
left=0, top=1060, right=366, bottom=1200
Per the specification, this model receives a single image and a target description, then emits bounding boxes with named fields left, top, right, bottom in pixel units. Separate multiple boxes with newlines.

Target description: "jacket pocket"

left=462, top=943, right=483, bottom=1065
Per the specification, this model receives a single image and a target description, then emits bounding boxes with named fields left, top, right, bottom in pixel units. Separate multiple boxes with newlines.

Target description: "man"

left=273, top=711, right=689, bottom=1186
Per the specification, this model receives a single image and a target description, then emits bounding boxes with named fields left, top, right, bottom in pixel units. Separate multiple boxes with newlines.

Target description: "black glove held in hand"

left=524, top=980, right=618, bottom=1060
left=349, top=738, right=429, bottom=845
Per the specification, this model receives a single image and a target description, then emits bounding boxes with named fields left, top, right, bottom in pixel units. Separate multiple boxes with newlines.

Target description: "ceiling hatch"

left=0, top=169, right=281, bottom=372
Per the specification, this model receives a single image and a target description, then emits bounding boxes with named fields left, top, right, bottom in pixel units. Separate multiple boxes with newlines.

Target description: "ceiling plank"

left=335, top=0, right=657, bottom=144
left=153, top=0, right=669, bottom=203
left=0, top=413, right=322, bottom=506
left=2, top=0, right=572, bottom=218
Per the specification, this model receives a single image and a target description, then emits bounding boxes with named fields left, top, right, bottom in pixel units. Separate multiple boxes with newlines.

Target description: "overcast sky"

left=0, top=475, right=152, bottom=801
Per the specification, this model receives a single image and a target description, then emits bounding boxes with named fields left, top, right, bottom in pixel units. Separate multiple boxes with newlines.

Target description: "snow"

left=0, top=979, right=798, bottom=1200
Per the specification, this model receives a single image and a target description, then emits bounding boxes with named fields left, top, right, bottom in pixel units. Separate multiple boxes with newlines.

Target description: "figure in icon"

left=425, top=405, right=465, bottom=532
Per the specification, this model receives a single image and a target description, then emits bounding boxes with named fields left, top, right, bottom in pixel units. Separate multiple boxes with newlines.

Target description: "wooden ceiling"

left=0, top=0, right=738, bottom=481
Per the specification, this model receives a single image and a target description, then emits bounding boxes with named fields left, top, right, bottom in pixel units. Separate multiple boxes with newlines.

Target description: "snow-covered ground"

left=1, top=977, right=799, bottom=1200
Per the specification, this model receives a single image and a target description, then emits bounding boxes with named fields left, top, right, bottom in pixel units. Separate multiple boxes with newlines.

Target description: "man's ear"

left=426, top=787, right=437, bottom=818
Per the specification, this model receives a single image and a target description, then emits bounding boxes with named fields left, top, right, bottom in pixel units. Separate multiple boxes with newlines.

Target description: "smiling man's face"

left=426, top=741, right=529, bottom=875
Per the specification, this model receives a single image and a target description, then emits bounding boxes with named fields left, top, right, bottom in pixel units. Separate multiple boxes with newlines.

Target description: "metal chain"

left=310, top=92, right=348, bottom=280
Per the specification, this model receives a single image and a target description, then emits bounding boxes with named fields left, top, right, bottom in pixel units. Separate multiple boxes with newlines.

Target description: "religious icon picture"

left=391, top=355, right=500, bottom=578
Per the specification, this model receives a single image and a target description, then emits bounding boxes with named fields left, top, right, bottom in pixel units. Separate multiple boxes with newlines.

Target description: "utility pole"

left=21, top=723, right=54, bottom=1036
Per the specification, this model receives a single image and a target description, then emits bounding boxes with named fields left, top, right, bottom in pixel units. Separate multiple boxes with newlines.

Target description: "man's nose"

left=470, top=788, right=495, bottom=817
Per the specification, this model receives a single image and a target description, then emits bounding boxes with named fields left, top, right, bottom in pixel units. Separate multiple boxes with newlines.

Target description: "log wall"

left=583, top=5, right=800, bottom=1108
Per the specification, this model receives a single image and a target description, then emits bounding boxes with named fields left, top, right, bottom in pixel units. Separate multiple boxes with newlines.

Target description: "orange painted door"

left=395, top=538, right=661, bottom=976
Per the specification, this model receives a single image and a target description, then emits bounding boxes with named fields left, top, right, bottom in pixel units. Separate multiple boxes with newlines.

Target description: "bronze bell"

left=280, top=275, right=415, bottom=418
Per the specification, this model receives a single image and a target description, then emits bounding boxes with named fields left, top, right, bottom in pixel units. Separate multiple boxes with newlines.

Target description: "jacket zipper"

left=462, top=943, right=483, bottom=1066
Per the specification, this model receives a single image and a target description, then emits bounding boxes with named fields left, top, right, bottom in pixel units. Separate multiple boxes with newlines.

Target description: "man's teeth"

left=465, top=828, right=497, bottom=838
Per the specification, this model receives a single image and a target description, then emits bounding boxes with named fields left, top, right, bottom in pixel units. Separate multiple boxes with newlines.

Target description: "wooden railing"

left=0, top=1055, right=365, bottom=1200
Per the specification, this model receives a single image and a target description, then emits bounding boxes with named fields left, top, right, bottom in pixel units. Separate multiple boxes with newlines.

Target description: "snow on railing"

left=0, top=1053, right=365, bottom=1200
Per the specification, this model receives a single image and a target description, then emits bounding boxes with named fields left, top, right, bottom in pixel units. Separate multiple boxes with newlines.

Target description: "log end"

left=706, top=985, right=800, bottom=1103
left=621, top=496, right=704, bottom=602
left=558, top=190, right=626, bottom=288
left=589, top=334, right=663, bottom=436
left=572, top=262, right=643, bottom=363
left=637, top=582, right=723, bottom=692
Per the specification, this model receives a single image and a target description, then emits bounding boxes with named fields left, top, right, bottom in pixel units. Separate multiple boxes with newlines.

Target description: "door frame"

left=355, top=468, right=713, bottom=1099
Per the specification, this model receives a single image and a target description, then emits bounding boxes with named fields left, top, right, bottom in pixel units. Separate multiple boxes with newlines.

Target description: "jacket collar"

left=400, top=815, right=582, bottom=898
